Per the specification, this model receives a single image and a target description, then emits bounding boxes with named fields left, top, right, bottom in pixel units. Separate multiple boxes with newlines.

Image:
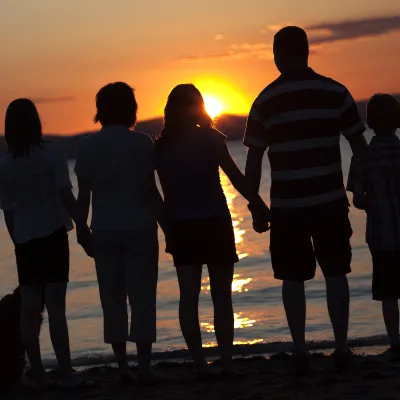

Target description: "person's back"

left=0, top=141, right=73, bottom=244
left=75, top=83, right=162, bottom=383
left=156, top=126, right=229, bottom=221
left=244, top=26, right=367, bottom=375
left=245, top=65, right=364, bottom=211
left=76, top=126, right=156, bottom=232
left=348, top=94, right=400, bottom=359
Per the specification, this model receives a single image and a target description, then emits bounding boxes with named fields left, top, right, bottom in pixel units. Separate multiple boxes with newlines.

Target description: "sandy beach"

left=4, top=347, right=400, bottom=400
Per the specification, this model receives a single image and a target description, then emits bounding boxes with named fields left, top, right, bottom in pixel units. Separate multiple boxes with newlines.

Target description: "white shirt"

left=74, top=125, right=157, bottom=232
left=0, top=142, right=73, bottom=244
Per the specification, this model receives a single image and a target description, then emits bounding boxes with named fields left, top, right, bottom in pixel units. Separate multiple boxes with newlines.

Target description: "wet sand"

left=4, top=349, right=400, bottom=400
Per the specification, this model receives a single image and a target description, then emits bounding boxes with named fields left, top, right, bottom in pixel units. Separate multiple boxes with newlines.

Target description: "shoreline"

left=44, top=336, right=391, bottom=370
left=5, top=348, right=400, bottom=400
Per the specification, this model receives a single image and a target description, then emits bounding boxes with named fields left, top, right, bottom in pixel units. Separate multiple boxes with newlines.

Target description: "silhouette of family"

left=0, top=26, right=400, bottom=390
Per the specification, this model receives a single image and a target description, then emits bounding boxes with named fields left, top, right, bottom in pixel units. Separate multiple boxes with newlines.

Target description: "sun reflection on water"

left=201, top=312, right=259, bottom=333
left=202, top=338, right=264, bottom=348
left=220, top=173, right=248, bottom=260
left=201, top=274, right=252, bottom=294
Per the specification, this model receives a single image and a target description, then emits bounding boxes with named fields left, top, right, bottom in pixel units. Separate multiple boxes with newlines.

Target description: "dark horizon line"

left=0, top=93, right=399, bottom=137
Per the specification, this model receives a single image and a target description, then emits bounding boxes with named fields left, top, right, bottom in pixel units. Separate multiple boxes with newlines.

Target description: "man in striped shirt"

left=244, top=26, right=367, bottom=374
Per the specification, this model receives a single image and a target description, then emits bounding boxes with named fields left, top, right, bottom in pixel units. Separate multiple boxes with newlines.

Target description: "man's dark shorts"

left=270, top=200, right=352, bottom=282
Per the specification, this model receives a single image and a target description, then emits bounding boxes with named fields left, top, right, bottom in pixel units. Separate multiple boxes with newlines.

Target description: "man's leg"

left=325, top=275, right=350, bottom=353
left=314, top=211, right=352, bottom=359
left=270, top=212, right=315, bottom=358
left=282, top=280, right=307, bottom=356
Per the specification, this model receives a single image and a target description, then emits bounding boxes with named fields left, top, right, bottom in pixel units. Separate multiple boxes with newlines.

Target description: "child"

left=0, top=99, right=92, bottom=390
left=347, top=94, right=400, bottom=359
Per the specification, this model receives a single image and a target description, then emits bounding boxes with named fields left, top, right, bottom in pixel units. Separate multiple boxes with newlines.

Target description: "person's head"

left=367, top=94, right=400, bottom=136
left=94, top=82, right=138, bottom=128
left=162, top=84, right=212, bottom=137
left=5, top=98, right=43, bottom=157
left=273, top=26, right=309, bottom=73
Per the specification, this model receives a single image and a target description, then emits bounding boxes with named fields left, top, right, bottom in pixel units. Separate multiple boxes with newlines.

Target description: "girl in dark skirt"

left=155, top=84, right=269, bottom=376
left=0, top=99, right=92, bottom=390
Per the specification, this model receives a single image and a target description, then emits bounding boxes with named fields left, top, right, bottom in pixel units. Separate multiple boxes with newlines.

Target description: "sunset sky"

left=0, top=0, right=399, bottom=134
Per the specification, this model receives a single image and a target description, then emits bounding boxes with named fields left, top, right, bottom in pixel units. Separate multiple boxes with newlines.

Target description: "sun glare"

left=203, top=95, right=224, bottom=119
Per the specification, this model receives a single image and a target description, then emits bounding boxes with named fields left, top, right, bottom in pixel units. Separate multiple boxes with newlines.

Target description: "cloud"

left=306, top=15, right=400, bottom=45
left=178, top=43, right=272, bottom=62
left=215, top=34, right=224, bottom=41
left=178, top=15, right=400, bottom=62
left=31, top=96, right=75, bottom=104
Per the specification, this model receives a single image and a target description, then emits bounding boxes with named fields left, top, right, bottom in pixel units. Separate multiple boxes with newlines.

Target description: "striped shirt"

left=347, top=135, right=400, bottom=251
left=243, top=68, right=365, bottom=209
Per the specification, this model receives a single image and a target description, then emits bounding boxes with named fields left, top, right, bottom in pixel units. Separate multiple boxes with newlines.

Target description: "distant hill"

left=0, top=95, right=398, bottom=159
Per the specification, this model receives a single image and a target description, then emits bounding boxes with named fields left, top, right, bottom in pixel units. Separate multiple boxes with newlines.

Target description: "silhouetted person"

left=244, top=26, right=368, bottom=374
left=347, top=94, right=400, bottom=360
left=75, top=83, right=166, bottom=384
left=0, top=99, right=91, bottom=390
left=155, top=84, right=269, bottom=378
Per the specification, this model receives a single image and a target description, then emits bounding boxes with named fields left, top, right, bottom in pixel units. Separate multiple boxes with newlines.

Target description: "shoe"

left=390, top=344, right=400, bottom=363
left=333, top=349, right=354, bottom=374
left=292, top=354, right=311, bottom=377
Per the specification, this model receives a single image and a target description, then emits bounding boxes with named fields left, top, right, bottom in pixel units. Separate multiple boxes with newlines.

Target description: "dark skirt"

left=15, top=227, right=70, bottom=286
left=167, top=217, right=239, bottom=267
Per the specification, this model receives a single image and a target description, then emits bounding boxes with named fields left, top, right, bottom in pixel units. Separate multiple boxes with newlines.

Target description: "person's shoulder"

left=133, top=131, right=154, bottom=145
left=76, top=133, right=98, bottom=154
left=311, top=71, right=348, bottom=93
left=253, top=76, right=284, bottom=105
left=132, top=131, right=155, bottom=152
left=209, top=127, right=226, bottom=140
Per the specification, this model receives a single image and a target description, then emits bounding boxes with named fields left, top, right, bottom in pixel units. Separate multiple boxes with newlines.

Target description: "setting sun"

left=203, top=95, right=224, bottom=119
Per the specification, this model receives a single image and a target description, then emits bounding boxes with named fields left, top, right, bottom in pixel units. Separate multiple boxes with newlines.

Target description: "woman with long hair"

left=155, top=84, right=269, bottom=377
left=0, top=99, right=92, bottom=390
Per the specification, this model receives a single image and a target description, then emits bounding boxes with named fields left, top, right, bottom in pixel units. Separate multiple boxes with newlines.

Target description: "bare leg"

left=45, top=282, right=82, bottom=387
left=282, top=280, right=307, bottom=355
left=382, top=300, right=400, bottom=347
left=111, top=342, right=132, bottom=375
left=20, top=285, right=52, bottom=387
left=176, top=265, right=207, bottom=371
left=326, top=275, right=350, bottom=353
left=136, top=342, right=152, bottom=374
left=208, top=263, right=234, bottom=371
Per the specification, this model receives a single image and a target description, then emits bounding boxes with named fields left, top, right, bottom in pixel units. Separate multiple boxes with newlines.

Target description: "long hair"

left=161, top=84, right=212, bottom=138
left=5, top=99, right=43, bottom=158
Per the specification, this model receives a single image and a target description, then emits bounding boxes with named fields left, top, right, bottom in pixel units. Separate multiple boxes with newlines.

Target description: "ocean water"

left=0, top=130, right=390, bottom=364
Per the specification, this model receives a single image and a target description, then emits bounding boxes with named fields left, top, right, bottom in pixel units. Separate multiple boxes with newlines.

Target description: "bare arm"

left=59, top=186, right=89, bottom=229
left=219, top=143, right=267, bottom=209
left=147, top=172, right=168, bottom=234
left=3, top=210, right=15, bottom=245
left=76, top=176, right=91, bottom=225
left=347, top=134, right=368, bottom=155
left=245, top=147, right=265, bottom=194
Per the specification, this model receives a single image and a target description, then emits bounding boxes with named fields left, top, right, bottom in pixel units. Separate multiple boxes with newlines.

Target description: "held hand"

left=248, top=202, right=270, bottom=233
left=76, top=224, right=94, bottom=258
